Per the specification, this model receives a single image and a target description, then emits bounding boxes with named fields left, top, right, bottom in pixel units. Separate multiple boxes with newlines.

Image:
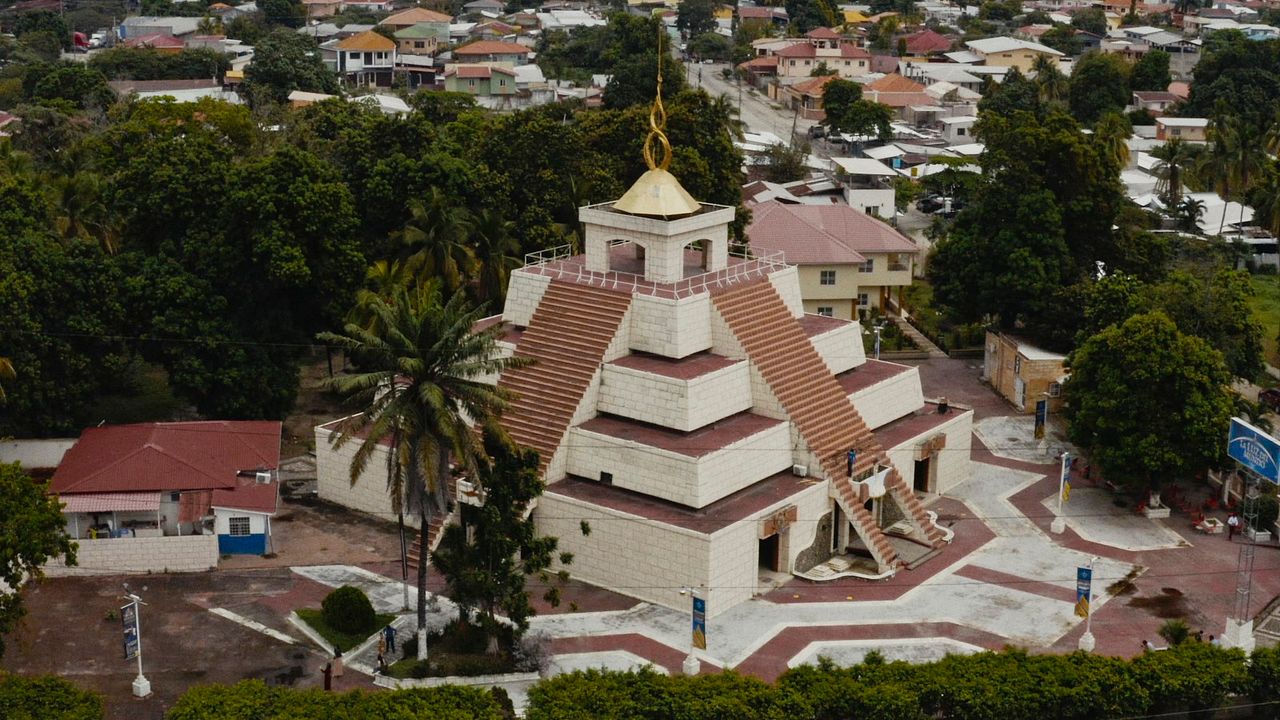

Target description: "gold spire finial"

left=642, top=23, right=671, bottom=171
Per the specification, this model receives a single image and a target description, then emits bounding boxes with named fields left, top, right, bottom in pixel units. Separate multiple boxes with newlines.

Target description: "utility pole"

left=1224, top=473, right=1260, bottom=652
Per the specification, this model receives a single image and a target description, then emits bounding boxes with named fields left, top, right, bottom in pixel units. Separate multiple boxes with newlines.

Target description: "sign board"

left=1034, top=399, right=1047, bottom=440
left=691, top=596, right=707, bottom=650
left=1227, top=417, right=1280, bottom=485
left=121, top=602, right=139, bottom=660
left=1061, top=456, right=1071, bottom=502
left=1074, top=567, right=1091, bottom=619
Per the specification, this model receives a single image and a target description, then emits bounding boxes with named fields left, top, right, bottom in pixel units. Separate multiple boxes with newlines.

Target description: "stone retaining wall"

left=46, top=534, right=219, bottom=576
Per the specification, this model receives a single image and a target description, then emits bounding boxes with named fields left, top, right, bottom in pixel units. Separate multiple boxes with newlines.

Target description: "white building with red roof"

left=317, top=111, right=972, bottom=619
left=50, top=421, right=282, bottom=562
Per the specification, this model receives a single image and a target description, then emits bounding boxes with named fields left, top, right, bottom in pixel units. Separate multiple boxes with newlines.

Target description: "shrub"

left=320, top=585, right=376, bottom=635
left=1158, top=618, right=1191, bottom=646
left=1251, top=494, right=1279, bottom=531
left=0, top=673, right=103, bottom=720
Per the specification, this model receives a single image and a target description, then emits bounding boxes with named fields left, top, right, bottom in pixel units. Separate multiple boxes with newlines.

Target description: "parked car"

left=1259, top=387, right=1280, bottom=413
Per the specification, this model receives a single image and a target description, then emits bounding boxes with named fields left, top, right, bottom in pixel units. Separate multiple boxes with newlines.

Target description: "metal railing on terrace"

left=521, top=244, right=791, bottom=300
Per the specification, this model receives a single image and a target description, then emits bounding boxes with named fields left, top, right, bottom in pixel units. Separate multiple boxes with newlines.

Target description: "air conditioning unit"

left=255, top=471, right=272, bottom=485
left=791, top=464, right=808, bottom=478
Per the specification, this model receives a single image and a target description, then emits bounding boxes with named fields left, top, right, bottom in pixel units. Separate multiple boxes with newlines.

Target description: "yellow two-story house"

left=746, top=200, right=918, bottom=320
left=964, top=37, right=1063, bottom=73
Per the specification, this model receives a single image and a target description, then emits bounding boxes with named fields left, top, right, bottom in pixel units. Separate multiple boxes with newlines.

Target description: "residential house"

left=1131, top=90, right=1179, bottom=114
left=334, top=30, right=396, bottom=87
left=860, top=73, right=933, bottom=117
left=108, top=78, right=236, bottom=102
left=471, top=20, right=519, bottom=40
left=982, top=331, right=1067, bottom=414
left=119, top=15, right=201, bottom=38
left=49, top=421, right=282, bottom=572
left=344, top=0, right=394, bottom=11
left=453, top=39, right=531, bottom=65
left=737, top=55, right=778, bottom=87
left=747, top=199, right=919, bottom=317
left=288, top=89, right=339, bottom=108
left=938, top=114, right=976, bottom=143
left=380, top=6, right=453, bottom=31
left=774, top=40, right=871, bottom=79
left=461, top=0, right=504, bottom=18
left=738, top=5, right=788, bottom=29
left=302, top=0, right=341, bottom=19
left=395, top=23, right=447, bottom=56
left=1155, top=116, right=1208, bottom=141
left=828, top=156, right=898, bottom=219
left=0, top=111, right=17, bottom=137
left=963, top=36, right=1064, bottom=72
left=901, top=28, right=954, bottom=56
left=444, top=63, right=517, bottom=100
left=122, top=32, right=186, bottom=53
left=785, top=74, right=837, bottom=121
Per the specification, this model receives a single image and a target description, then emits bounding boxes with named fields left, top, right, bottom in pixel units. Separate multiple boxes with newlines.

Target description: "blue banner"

left=1227, top=417, right=1280, bottom=485
left=691, top=596, right=706, bottom=650
left=1034, top=399, right=1047, bottom=440
left=1074, top=567, right=1091, bottom=619
left=121, top=602, right=139, bottom=660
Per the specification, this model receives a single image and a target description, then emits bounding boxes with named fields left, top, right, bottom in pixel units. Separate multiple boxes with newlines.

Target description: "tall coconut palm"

left=346, top=259, right=420, bottom=332
left=319, top=287, right=526, bottom=661
left=1221, top=119, right=1264, bottom=232
left=395, top=188, right=475, bottom=294
left=1152, top=137, right=1195, bottom=208
left=1177, top=197, right=1206, bottom=233
left=468, top=209, right=521, bottom=305
left=1198, top=116, right=1236, bottom=235
left=47, top=172, right=119, bottom=254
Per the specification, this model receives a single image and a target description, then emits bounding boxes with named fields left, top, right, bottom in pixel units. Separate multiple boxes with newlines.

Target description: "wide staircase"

left=711, top=280, right=943, bottom=571
left=497, top=279, right=633, bottom=476
left=405, top=474, right=459, bottom=566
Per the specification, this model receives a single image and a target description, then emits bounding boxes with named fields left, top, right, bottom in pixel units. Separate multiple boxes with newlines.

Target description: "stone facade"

left=315, top=424, right=419, bottom=527
left=46, top=535, right=218, bottom=576
left=628, top=294, right=712, bottom=358
left=598, top=360, right=751, bottom=431
left=849, top=365, right=925, bottom=430
left=811, top=324, right=865, bottom=375
left=883, top=410, right=972, bottom=496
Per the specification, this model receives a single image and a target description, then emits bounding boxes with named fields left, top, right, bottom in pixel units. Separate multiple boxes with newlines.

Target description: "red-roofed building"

left=785, top=74, right=839, bottom=120
left=776, top=40, right=871, bottom=79
left=747, top=199, right=919, bottom=316
left=454, top=39, right=531, bottom=65
left=122, top=32, right=185, bottom=53
left=51, top=421, right=282, bottom=556
left=902, top=28, right=954, bottom=56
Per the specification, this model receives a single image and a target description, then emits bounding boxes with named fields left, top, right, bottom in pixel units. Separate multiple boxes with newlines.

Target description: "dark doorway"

left=758, top=534, right=780, bottom=572
left=914, top=457, right=931, bottom=492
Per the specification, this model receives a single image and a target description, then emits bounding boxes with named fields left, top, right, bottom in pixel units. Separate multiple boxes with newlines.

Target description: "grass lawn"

left=295, top=609, right=397, bottom=652
left=385, top=620, right=519, bottom=679
left=1250, top=275, right=1280, bottom=368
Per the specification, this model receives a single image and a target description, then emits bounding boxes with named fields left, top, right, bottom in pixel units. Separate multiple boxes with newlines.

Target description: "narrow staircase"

left=497, top=280, right=632, bottom=476
left=710, top=280, right=944, bottom=571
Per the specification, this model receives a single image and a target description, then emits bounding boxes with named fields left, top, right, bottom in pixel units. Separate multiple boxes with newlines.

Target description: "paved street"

left=687, top=61, right=817, bottom=142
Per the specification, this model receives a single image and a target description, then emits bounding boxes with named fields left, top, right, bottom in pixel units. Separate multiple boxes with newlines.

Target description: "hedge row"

left=11, top=643, right=1280, bottom=719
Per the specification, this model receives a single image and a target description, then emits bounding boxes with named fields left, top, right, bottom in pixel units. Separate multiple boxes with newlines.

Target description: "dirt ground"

left=219, top=497, right=405, bottom=570
left=282, top=353, right=351, bottom=458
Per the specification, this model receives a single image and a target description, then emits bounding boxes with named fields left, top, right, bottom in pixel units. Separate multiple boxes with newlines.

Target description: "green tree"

left=167, top=680, right=508, bottom=719
left=0, top=673, right=102, bottom=720
left=1151, top=137, right=1198, bottom=207
left=677, top=0, right=718, bottom=38
left=319, top=287, right=524, bottom=661
left=31, top=64, right=114, bottom=110
left=396, top=187, right=475, bottom=294
left=1130, top=49, right=1171, bottom=91
left=468, top=208, right=521, bottom=305
left=13, top=11, right=70, bottom=50
left=1040, top=26, right=1082, bottom=55
left=242, top=28, right=338, bottom=105
left=602, top=52, right=687, bottom=109
left=1032, top=54, right=1069, bottom=106
left=1071, top=7, right=1108, bottom=35
left=822, top=79, right=892, bottom=140
left=688, top=31, right=733, bottom=61
left=1146, top=269, right=1263, bottom=379
left=760, top=142, right=810, bottom=183
left=432, top=433, right=566, bottom=653
left=1094, top=112, right=1132, bottom=168
left=1065, top=312, right=1234, bottom=501
left=786, top=0, right=837, bottom=33
left=0, top=463, right=78, bottom=657
left=1069, top=51, right=1131, bottom=124
left=977, top=67, right=1042, bottom=117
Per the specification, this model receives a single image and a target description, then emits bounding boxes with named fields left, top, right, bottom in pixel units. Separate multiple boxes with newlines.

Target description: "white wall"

left=566, top=421, right=791, bottom=508
left=536, top=492, right=713, bottom=614
left=810, top=322, right=865, bottom=375
left=843, top=187, right=895, bottom=219
left=883, top=409, right=973, bottom=496
left=597, top=360, right=751, bottom=431
left=315, top=424, right=418, bottom=527
left=628, top=293, right=712, bottom=359
left=768, top=266, right=805, bottom=318
left=0, top=438, right=77, bottom=468
left=45, top=534, right=219, bottom=576
left=849, top=364, right=925, bottom=431
left=212, top=508, right=269, bottom=535
left=502, top=270, right=551, bottom=327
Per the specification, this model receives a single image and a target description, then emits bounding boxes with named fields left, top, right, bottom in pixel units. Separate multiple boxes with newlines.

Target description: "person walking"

left=332, top=646, right=344, bottom=679
left=384, top=624, right=397, bottom=654
left=376, top=653, right=388, bottom=675
left=377, top=633, right=387, bottom=657
left=322, top=661, right=332, bottom=691
left=1227, top=512, right=1240, bottom=540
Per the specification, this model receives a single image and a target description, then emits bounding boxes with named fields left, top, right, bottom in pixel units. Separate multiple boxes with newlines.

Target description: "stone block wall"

left=597, top=361, right=751, bottom=432
left=882, top=409, right=973, bottom=496
left=46, top=534, right=219, bottom=576
left=565, top=421, right=791, bottom=508
left=536, top=492, right=711, bottom=614
left=849, top=365, right=924, bottom=431
left=628, top=294, right=712, bottom=358
left=315, top=424, right=415, bottom=526
left=0, top=438, right=77, bottom=469
left=768, top=266, right=805, bottom=318
left=810, top=323, right=865, bottom=375
left=502, top=271, right=551, bottom=327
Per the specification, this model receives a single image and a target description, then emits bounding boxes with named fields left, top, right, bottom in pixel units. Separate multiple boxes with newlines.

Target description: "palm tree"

left=1221, top=119, right=1264, bottom=233
left=1177, top=197, right=1206, bottom=233
left=347, top=259, right=419, bottom=332
left=1031, top=54, right=1068, bottom=106
left=0, top=356, right=14, bottom=403
left=47, top=172, right=120, bottom=254
left=1264, top=111, right=1280, bottom=156
left=1235, top=393, right=1273, bottom=433
left=1198, top=115, right=1236, bottom=235
left=395, top=188, right=475, bottom=294
left=1152, top=137, right=1195, bottom=208
left=468, top=208, right=521, bottom=306
left=1094, top=113, right=1132, bottom=169
left=319, top=287, right=526, bottom=661
left=708, top=93, right=746, bottom=141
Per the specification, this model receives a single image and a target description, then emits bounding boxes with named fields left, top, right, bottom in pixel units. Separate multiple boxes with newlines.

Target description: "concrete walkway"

left=892, top=315, right=947, bottom=358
